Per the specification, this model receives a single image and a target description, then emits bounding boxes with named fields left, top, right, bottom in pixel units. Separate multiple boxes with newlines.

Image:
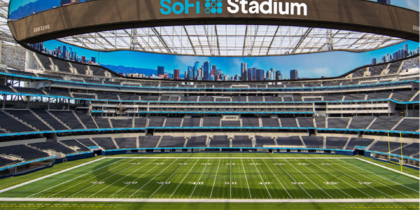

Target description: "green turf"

left=0, top=202, right=418, bottom=210
left=1, top=157, right=418, bottom=200
left=110, top=153, right=420, bottom=176
left=0, top=156, right=104, bottom=190
left=113, top=153, right=351, bottom=158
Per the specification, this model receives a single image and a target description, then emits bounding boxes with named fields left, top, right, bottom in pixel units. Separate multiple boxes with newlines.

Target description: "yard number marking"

left=291, top=182, right=306, bottom=185
left=359, top=182, right=372, bottom=185
left=91, top=181, right=105, bottom=185
left=324, top=182, right=339, bottom=185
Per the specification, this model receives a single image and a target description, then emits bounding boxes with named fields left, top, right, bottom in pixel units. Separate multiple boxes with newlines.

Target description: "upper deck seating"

left=31, top=109, right=68, bottom=130
left=0, top=111, right=35, bottom=132
left=6, top=110, right=51, bottom=131
left=50, top=111, right=84, bottom=130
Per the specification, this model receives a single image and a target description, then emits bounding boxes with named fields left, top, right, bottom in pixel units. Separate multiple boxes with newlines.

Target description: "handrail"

left=0, top=127, right=417, bottom=138
left=0, top=90, right=418, bottom=105
left=0, top=71, right=416, bottom=91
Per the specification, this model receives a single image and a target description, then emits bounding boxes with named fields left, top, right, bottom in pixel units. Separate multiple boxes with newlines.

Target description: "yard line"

left=45, top=158, right=132, bottom=198
left=340, top=159, right=419, bottom=193
left=26, top=158, right=124, bottom=198
left=67, top=159, right=139, bottom=198
left=230, top=159, right=232, bottom=199
left=294, top=159, right=352, bottom=198
left=190, top=159, right=211, bottom=198
left=333, top=159, right=414, bottom=198
left=129, top=159, right=178, bottom=198
left=0, top=198, right=418, bottom=203
left=261, top=159, right=291, bottom=199
left=209, top=159, right=221, bottom=199
left=109, top=159, right=159, bottom=198
left=241, top=159, right=252, bottom=199
left=251, top=159, right=272, bottom=199
left=149, top=159, right=189, bottom=198
left=312, top=159, right=393, bottom=198
left=283, top=159, right=333, bottom=199
left=272, top=158, right=313, bottom=198
left=87, top=159, right=148, bottom=198
left=305, top=159, right=373, bottom=198
left=169, top=159, right=199, bottom=198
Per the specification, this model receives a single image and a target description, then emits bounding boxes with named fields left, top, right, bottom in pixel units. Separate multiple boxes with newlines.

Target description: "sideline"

left=0, top=198, right=417, bottom=203
left=105, top=157, right=356, bottom=159
left=356, top=158, right=420, bottom=180
left=0, top=158, right=106, bottom=194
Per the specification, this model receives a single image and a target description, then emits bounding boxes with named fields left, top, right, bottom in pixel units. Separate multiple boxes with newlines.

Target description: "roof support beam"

left=96, top=32, right=116, bottom=49
left=291, top=27, right=313, bottom=54
left=41, top=25, right=404, bottom=57
left=215, top=25, right=221, bottom=56
left=203, top=25, right=214, bottom=55
left=242, top=25, right=248, bottom=56
left=266, top=26, right=280, bottom=55
left=183, top=26, right=197, bottom=55
left=317, top=30, right=340, bottom=52
left=124, top=29, right=145, bottom=51
left=137, top=28, right=158, bottom=52
left=151, top=27, right=172, bottom=54
left=85, top=33, right=108, bottom=49
left=249, top=26, right=259, bottom=55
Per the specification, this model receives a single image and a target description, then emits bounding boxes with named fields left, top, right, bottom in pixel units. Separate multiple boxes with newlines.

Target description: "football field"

left=0, top=157, right=419, bottom=202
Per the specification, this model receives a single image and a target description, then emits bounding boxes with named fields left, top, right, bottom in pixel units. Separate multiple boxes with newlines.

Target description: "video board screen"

left=8, top=0, right=420, bottom=20
left=9, top=0, right=92, bottom=20
left=30, top=40, right=419, bottom=81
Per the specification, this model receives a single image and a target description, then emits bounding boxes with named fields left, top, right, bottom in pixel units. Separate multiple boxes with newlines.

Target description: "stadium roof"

left=0, top=0, right=14, bottom=44
left=57, top=25, right=405, bottom=57
left=0, top=0, right=408, bottom=57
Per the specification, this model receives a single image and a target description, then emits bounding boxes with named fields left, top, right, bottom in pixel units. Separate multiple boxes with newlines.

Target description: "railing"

left=0, top=70, right=416, bottom=92
left=0, top=90, right=418, bottom=105
left=0, top=126, right=417, bottom=138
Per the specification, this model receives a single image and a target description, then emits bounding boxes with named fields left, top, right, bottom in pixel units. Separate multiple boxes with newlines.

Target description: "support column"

left=25, top=50, right=35, bottom=70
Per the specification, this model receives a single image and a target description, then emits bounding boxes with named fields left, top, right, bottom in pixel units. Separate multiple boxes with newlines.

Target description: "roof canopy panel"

left=57, top=25, right=405, bottom=57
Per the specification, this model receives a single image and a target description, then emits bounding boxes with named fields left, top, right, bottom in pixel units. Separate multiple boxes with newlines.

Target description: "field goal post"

left=388, top=132, right=404, bottom=172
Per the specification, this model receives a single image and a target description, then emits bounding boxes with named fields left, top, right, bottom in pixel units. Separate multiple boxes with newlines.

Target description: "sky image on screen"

left=37, top=39, right=419, bottom=80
